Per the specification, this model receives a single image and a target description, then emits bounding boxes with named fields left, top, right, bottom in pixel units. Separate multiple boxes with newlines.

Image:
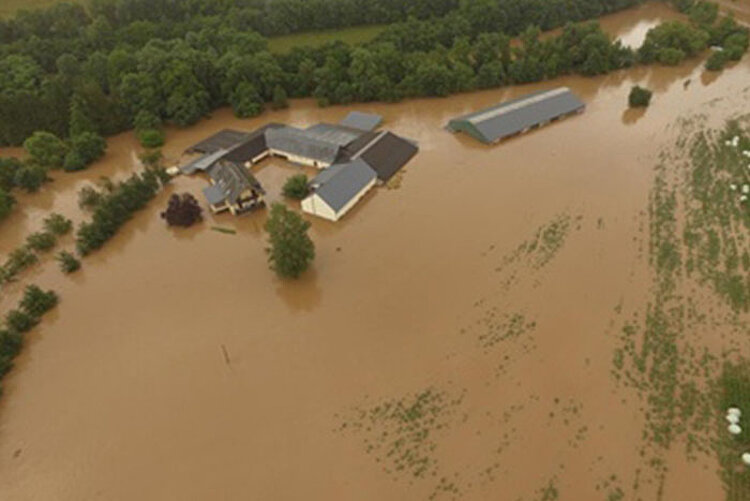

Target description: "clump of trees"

left=161, top=193, right=203, bottom=227
left=0, top=285, right=58, bottom=391
left=0, top=247, right=37, bottom=284
left=265, top=203, right=315, bottom=279
left=629, top=85, right=653, bottom=107
left=76, top=168, right=170, bottom=255
left=56, top=251, right=81, bottom=274
left=134, top=111, right=165, bottom=148
left=43, top=213, right=73, bottom=236
left=0, top=187, right=14, bottom=222
left=282, top=174, right=309, bottom=199
left=26, top=231, right=56, bottom=252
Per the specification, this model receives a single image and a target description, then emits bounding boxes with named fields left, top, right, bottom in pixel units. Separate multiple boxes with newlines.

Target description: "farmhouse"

left=202, top=161, right=265, bottom=215
left=301, top=159, right=377, bottom=222
left=447, top=87, right=585, bottom=144
left=181, top=111, right=419, bottom=219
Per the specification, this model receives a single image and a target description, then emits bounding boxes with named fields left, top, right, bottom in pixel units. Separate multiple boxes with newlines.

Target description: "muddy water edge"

left=0, top=3, right=749, bottom=500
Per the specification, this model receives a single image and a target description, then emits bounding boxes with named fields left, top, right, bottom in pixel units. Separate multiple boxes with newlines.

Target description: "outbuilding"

left=301, top=159, right=377, bottom=221
left=202, top=161, right=265, bottom=215
left=447, top=87, right=585, bottom=144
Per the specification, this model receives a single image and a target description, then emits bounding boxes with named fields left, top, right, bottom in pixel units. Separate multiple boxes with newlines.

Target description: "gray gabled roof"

left=180, top=149, right=229, bottom=175
left=266, top=126, right=341, bottom=165
left=448, top=87, right=585, bottom=143
left=312, top=159, right=376, bottom=212
left=186, top=129, right=250, bottom=154
left=202, top=161, right=263, bottom=206
left=304, top=123, right=366, bottom=147
left=352, top=131, right=418, bottom=182
left=340, top=111, right=383, bottom=131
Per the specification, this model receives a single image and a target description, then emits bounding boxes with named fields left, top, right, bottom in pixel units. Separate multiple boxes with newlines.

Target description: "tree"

left=5, top=310, right=36, bottom=333
left=69, top=94, right=97, bottom=137
left=272, top=85, right=289, bottom=110
left=23, top=131, right=68, bottom=168
left=19, top=285, right=58, bottom=318
left=264, top=203, right=315, bottom=279
left=0, top=188, right=15, bottom=221
left=160, top=193, right=203, bottom=227
left=26, top=231, right=56, bottom=252
left=230, top=82, right=263, bottom=118
left=137, top=129, right=165, bottom=148
left=44, top=213, right=73, bottom=235
left=282, top=174, right=309, bottom=199
left=0, top=157, right=22, bottom=191
left=13, top=164, right=47, bottom=192
left=57, top=251, right=81, bottom=273
left=629, top=85, right=653, bottom=107
left=705, top=49, right=728, bottom=71
left=70, top=132, right=107, bottom=164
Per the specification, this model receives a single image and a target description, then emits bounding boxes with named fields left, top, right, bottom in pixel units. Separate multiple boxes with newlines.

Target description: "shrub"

left=44, top=213, right=73, bottom=236
left=1, top=247, right=38, bottom=283
left=272, top=85, right=289, bottom=110
left=57, top=251, right=81, bottom=273
left=13, top=164, right=47, bottom=192
left=139, top=149, right=163, bottom=168
left=5, top=310, right=36, bottom=333
left=0, top=188, right=15, bottom=221
left=706, top=50, right=728, bottom=71
left=137, top=128, right=165, bottom=148
left=26, top=231, right=56, bottom=252
left=67, top=132, right=107, bottom=170
left=161, top=193, right=203, bottom=227
left=78, top=185, right=103, bottom=210
left=63, top=149, right=87, bottom=172
left=629, top=85, right=653, bottom=107
left=282, top=174, right=309, bottom=200
left=0, top=157, right=21, bottom=191
left=0, top=329, right=22, bottom=359
left=265, top=203, right=315, bottom=279
left=657, top=47, right=686, bottom=66
left=231, top=82, right=263, bottom=118
left=23, top=131, right=68, bottom=169
left=19, top=285, right=58, bottom=318
left=76, top=169, right=167, bottom=255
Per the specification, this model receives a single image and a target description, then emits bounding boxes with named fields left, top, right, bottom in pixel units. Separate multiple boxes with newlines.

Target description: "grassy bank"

left=268, top=24, right=386, bottom=53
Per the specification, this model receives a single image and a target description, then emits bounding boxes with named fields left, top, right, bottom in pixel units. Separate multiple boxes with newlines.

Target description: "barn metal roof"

left=311, top=159, right=376, bottom=212
left=448, top=87, right=585, bottom=143
left=185, top=129, right=250, bottom=154
left=304, top=123, right=366, bottom=147
left=266, top=126, right=342, bottom=165
left=352, top=131, right=419, bottom=182
left=339, top=111, right=383, bottom=131
left=202, top=161, right=263, bottom=206
left=180, top=149, right=230, bottom=175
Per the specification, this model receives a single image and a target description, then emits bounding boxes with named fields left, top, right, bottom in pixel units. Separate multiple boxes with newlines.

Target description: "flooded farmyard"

left=0, top=3, right=749, bottom=500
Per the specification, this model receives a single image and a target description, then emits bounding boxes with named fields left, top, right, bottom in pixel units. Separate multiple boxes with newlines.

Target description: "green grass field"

left=0, top=0, right=67, bottom=17
left=268, top=24, right=386, bottom=53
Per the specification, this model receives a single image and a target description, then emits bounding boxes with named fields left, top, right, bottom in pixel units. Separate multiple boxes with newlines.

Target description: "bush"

left=272, top=85, right=289, bottom=110
left=139, top=149, right=163, bottom=168
left=23, top=131, right=68, bottom=169
left=76, top=170, right=167, bottom=255
left=57, top=251, right=81, bottom=273
left=629, top=85, right=653, bottom=107
left=657, top=47, right=686, bottom=66
left=282, top=174, right=309, bottom=200
left=231, top=82, right=263, bottom=118
left=137, top=128, right=165, bottom=148
left=26, top=231, right=56, bottom=252
left=160, top=193, right=203, bottom=227
left=44, top=213, right=73, bottom=236
left=78, top=185, right=103, bottom=210
left=1, top=247, right=38, bottom=283
left=63, top=149, right=87, bottom=172
left=0, top=157, right=21, bottom=191
left=66, top=132, right=106, bottom=170
left=265, top=203, right=315, bottom=279
left=0, top=188, right=15, bottom=221
left=706, top=50, right=728, bottom=71
left=13, top=164, right=48, bottom=192
left=5, top=310, right=36, bottom=333
left=0, top=329, right=22, bottom=359
left=19, top=285, right=58, bottom=318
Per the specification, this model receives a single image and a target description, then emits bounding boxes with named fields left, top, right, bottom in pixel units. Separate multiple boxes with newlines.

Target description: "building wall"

left=301, top=177, right=376, bottom=222
left=269, top=149, right=330, bottom=169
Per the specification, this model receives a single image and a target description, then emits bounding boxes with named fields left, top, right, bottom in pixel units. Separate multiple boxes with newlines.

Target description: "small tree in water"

left=264, top=203, right=315, bottom=279
left=628, top=85, right=653, bottom=108
left=161, top=193, right=203, bottom=227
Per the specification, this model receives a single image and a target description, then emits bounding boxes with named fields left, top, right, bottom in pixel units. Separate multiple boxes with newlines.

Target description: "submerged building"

left=447, top=87, right=585, bottom=144
left=182, top=111, right=419, bottom=221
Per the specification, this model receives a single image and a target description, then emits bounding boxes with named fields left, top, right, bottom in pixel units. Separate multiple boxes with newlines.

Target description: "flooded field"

left=0, top=3, right=749, bottom=500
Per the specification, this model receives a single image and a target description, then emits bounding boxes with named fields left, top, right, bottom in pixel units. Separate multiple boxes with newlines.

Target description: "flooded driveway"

left=0, top=3, right=748, bottom=500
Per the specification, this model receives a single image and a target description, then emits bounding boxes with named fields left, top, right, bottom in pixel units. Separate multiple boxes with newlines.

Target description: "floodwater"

left=0, top=3, right=749, bottom=500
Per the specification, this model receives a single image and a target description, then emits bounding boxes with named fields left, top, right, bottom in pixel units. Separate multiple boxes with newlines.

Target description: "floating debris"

left=211, top=226, right=237, bottom=235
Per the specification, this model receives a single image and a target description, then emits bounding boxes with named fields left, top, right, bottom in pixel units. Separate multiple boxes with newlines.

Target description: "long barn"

left=447, top=87, right=585, bottom=144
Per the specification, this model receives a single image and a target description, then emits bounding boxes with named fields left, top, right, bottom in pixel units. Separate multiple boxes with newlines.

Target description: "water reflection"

left=622, top=107, right=647, bottom=125
left=274, top=268, right=322, bottom=312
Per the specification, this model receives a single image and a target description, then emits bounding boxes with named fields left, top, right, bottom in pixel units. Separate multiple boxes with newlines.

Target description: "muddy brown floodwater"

left=0, top=3, right=749, bottom=500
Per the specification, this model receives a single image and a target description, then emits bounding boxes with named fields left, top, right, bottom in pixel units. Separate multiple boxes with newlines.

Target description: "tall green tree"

left=264, top=203, right=315, bottom=279
left=23, top=131, right=68, bottom=169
